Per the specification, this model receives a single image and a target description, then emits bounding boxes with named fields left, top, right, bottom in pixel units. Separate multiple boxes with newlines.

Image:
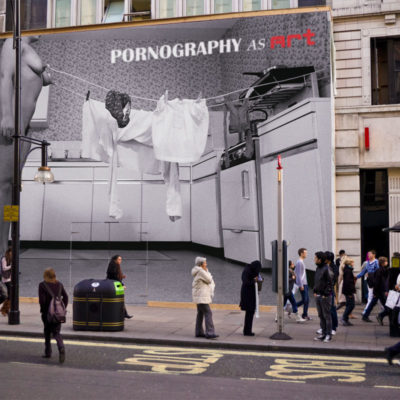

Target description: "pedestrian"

left=1, top=247, right=12, bottom=297
left=357, top=250, right=379, bottom=312
left=386, top=341, right=400, bottom=365
left=38, top=268, right=68, bottom=363
left=324, top=252, right=338, bottom=335
left=240, top=260, right=262, bottom=335
left=341, top=257, right=356, bottom=326
left=335, top=250, right=345, bottom=308
left=335, top=250, right=346, bottom=271
left=192, top=257, right=218, bottom=339
left=283, top=261, right=305, bottom=323
left=0, top=281, right=8, bottom=316
left=106, top=255, right=132, bottom=319
left=295, top=248, right=311, bottom=320
left=313, top=252, right=333, bottom=342
left=362, top=256, right=390, bottom=324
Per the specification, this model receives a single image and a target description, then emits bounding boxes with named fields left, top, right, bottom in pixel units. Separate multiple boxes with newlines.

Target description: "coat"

left=192, top=266, right=215, bottom=304
left=38, top=281, right=68, bottom=315
left=342, top=265, right=356, bottom=296
left=314, top=263, right=333, bottom=296
left=240, top=261, right=261, bottom=312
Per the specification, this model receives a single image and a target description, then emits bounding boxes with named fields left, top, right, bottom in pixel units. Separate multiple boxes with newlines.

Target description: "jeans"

left=41, top=314, right=64, bottom=356
left=364, top=293, right=389, bottom=319
left=244, top=310, right=255, bottom=334
left=316, top=295, right=332, bottom=336
left=284, top=292, right=298, bottom=314
left=195, top=304, right=215, bottom=337
left=342, top=294, right=355, bottom=322
left=296, top=285, right=309, bottom=318
left=331, top=294, right=338, bottom=330
left=388, top=341, right=400, bottom=357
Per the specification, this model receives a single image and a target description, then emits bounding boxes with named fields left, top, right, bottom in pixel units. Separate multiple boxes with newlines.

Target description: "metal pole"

left=9, top=0, right=21, bottom=325
left=277, top=160, right=283, bottom=334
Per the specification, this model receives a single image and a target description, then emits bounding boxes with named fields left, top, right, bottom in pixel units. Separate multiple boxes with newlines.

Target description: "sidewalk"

left=0, top=301, right=397, bottom=357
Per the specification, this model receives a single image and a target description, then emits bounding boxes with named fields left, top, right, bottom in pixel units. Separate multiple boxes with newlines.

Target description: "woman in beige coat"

left=192, top=257, right=218, bottom=339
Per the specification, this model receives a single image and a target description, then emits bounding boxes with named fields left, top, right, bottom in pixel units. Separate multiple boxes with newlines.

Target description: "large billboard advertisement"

left=0, top=10, right=333, bottom=278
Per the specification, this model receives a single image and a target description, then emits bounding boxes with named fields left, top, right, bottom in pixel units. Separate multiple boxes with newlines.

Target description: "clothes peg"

left=86, top=90, right=90, bottom=101
left=164, top=90, right=168, bottom=103
left=196, top=91, right=203, bottom=102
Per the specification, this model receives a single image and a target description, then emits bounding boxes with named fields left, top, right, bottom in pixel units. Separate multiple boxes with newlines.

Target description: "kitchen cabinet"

left=20, top=182, right=45, bottom=240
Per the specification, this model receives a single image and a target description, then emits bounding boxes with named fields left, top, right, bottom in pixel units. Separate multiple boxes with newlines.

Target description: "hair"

left=339, top=250, right=345, bottom=256
left=378, top=256, right=388, bottom=266
left=111, top=255, right=121, bottom=262
left=315, top=251, right=327, bottom=264
left=5, top=247, right=12, bottom=265
left=369, top=250, right=376, bottom=256
left=344, top=257, right=354, bottom=266
left=43, top=268, right=57, bottom=283
left=325, top=251, right=334, bottom=263
left=298, top=248, right=307, bottom=256
left=195, top=257, right=207, bottom=266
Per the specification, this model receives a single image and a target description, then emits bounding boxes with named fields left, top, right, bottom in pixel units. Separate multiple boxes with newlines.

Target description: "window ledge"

left=335, top=104, right=400, bottom=114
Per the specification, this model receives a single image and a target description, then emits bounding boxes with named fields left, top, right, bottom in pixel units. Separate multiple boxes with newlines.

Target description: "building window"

left=297, top=0, right=325, bottom=6
left=128, top=0, right=151, bottom=20
left=80, top=0, right=98, bottom=25
left=271, top=0, right=290, bottom=9
left=103, top=0, right=125, bottom=23
left=158, top=0, right=177, bottom=18
left=371, top=37, right=400, bottom=105
left=6, top=0, right=48, bottom=31
left=242, top=0, right=262, bottom=11
left=55, top=0, right=72, bottom=27
left=185, top=0, right=205, bottom=15
left=213, top=0, right=233, bottom=14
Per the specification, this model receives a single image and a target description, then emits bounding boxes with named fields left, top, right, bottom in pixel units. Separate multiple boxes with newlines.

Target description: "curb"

left=0, top=328, right=386, bottom=358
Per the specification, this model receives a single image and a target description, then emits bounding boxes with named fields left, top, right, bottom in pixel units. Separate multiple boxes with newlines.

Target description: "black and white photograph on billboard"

left=0, top=10, right=333, bottom=307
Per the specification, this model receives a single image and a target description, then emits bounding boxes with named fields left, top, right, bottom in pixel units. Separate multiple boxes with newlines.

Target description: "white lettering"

left=122, top=48, right=134, bottom=63
left=159, top=45, right=172, bottom=59
left=196, top=42, right=208, bottom=56
left=172, top=43, right=184, bottom=58
left=111, top=49, right=122, bottom=64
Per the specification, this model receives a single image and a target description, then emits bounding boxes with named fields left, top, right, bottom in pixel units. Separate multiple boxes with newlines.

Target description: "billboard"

left=0, top=10, right=333, bottom=271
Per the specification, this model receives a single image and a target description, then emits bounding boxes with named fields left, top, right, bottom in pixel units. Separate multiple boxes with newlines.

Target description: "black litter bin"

left=73, top=279, right=125, bottom=331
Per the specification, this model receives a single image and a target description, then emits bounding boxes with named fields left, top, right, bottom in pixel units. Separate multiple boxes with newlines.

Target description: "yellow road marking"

left=0, top=335, right=386, bottom=364
left=241, top=377, right=305, bottom=383
left=118, top=370, right=180, bottom=375
left=375, top=386, right=400, bottom=390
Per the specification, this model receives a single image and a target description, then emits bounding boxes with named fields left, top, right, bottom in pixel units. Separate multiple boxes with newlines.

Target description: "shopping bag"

left=385, top=290, right=400, bottom=309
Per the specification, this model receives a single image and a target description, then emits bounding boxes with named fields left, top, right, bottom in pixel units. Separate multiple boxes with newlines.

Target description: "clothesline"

left=48, top=66, right=329, bottom=105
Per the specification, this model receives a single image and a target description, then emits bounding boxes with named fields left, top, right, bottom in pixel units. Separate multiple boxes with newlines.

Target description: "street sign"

left=3, top=205, right=19, bottom=222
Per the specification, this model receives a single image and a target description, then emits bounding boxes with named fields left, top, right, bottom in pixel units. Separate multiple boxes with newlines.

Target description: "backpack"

left=43, top=282, right=67, bottom=324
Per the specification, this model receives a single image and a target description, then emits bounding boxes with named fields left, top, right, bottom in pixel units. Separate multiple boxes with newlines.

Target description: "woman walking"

left=192, top=257, right=218, bottom=339
left=240, top=260, right=262, bottom=335
left=106, top=255, right=132, bottom=319
left=0, top=248, right=12, bottom=316
left=341, top=258, right=356, bottom=326
left=38, top=268, right=68, bottom=363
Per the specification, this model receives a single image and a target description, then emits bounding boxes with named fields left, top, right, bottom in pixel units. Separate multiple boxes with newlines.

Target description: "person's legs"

left=51, top=323, right=64, bottom=351
left=322, top=296, right=332, bottom=336
left=364, top=296, right=378, bottom=318
left=302, top=285, right=309, bottom=318
left=378, top=294, right=389, bottom=321
left=41, top=314, right=52, bottom=356
left=331, top=294, right=338, bottom=331
left=288, top=293, right=298, bottom=314
left=203, top=304, right=216, bottom=337
left=244, top=310, right=255, bottom=335
left=342, top=295, right=355, bottom=322
left=195, top=304, right=205, bottom=336
left=363, top=287, right=374, bottom=313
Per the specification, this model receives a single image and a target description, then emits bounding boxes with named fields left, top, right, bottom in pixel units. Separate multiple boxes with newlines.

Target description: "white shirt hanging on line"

left=152, top=94, right=209, bottom=163
left=81, top=99, right=181, bottom=220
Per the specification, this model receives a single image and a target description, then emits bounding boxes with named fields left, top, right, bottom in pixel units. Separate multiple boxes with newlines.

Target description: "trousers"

left=316, top=295, right=332, bottom=336
left=296, top=285, right=309, bottom=318
left=195, top=304, right=215, bottom=337
left=244, top=310, right=255, bottom=334
left=343, top=294, right=355, bottom=322
left=41, top=314, right=64, bottom=356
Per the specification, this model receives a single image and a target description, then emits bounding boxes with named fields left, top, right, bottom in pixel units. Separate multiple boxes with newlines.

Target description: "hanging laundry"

left=152, top=94, right=209, bottom=163
left=81, top=99, right=182, bottom=220
left=226, top=98, right=250, bottom=142
left=105, top=90, right=132, bottom=128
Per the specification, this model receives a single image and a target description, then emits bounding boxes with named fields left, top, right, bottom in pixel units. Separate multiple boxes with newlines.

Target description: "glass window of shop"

left=103, top=0, right=125, bottom=23
left=6, top=0, right=48, bottom=31
left=158, top=0, right=177, bottom=18
left=271, top=0, right=290, bottom=9
left=213, top=0, right=233, bottom=14
left=129, top=0, right=151, bottom=20
left=55, top=0, right=72, bottom=27
left=242, top=0, right=262, bottom=11
left=80, top=0, right=98, bottom=25
left=185, top=0, right=205, bottom=16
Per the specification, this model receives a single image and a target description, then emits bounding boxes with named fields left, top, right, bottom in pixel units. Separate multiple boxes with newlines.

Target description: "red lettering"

left=270, top=36, right=286, bottom=49
left=287, top=34, right=302, bottom=48
left=302, top=29, right=316, bottom=46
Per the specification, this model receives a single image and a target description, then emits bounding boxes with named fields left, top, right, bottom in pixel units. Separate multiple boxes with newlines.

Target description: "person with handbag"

left=0, top=248, right=12, bottom=316
left=386, top=272, right=400, bottom=364
left=192, top=257, right=218, bottom=339
left=38, top=268, right=68, bottom=363
left=341, top=258, right=356, bottom=327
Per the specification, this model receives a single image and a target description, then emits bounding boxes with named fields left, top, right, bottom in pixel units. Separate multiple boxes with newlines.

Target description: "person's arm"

left=198, top=269, right=212, bottom=284
left=61, top=284, right=69, bottom=308
left=38, top=283, right=46, bottom=314
left=356, top=264, right=367, bottom=279
left=295, top=261, right=303, bottom=288
left=0, top=39, right=16, bottom=138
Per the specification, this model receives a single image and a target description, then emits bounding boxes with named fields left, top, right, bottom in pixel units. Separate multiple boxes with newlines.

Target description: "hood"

left=192, top=266, right=203, bottom=277
left=249, top=260, right=261, bottom=274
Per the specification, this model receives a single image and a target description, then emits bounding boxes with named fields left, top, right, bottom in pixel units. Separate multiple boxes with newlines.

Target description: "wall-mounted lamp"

left=33, top=141, right=54, bottom=183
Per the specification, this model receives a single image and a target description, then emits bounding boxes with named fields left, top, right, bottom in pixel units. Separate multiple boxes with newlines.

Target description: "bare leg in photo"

left=0, top=37, right=52, bottom=254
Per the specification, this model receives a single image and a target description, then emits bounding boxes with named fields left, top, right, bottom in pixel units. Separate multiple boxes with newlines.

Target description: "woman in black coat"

left=240, top=260, right=261, bottom=336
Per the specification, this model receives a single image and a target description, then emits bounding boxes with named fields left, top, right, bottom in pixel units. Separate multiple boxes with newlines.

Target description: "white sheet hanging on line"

left=81, top=99, right=181, bottom=220
left=152, top=93, right=209, bottom=163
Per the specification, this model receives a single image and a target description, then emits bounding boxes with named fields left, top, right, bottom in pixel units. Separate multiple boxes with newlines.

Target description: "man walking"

left=325, top=251, right=338, bottom=335
left=295, top=248, right=311, bottom=320
left=313, top=252, right=333, bottom=342
left=357, top=250, right=379, bottom=311
left=362, top=256, right=390, bottom=324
